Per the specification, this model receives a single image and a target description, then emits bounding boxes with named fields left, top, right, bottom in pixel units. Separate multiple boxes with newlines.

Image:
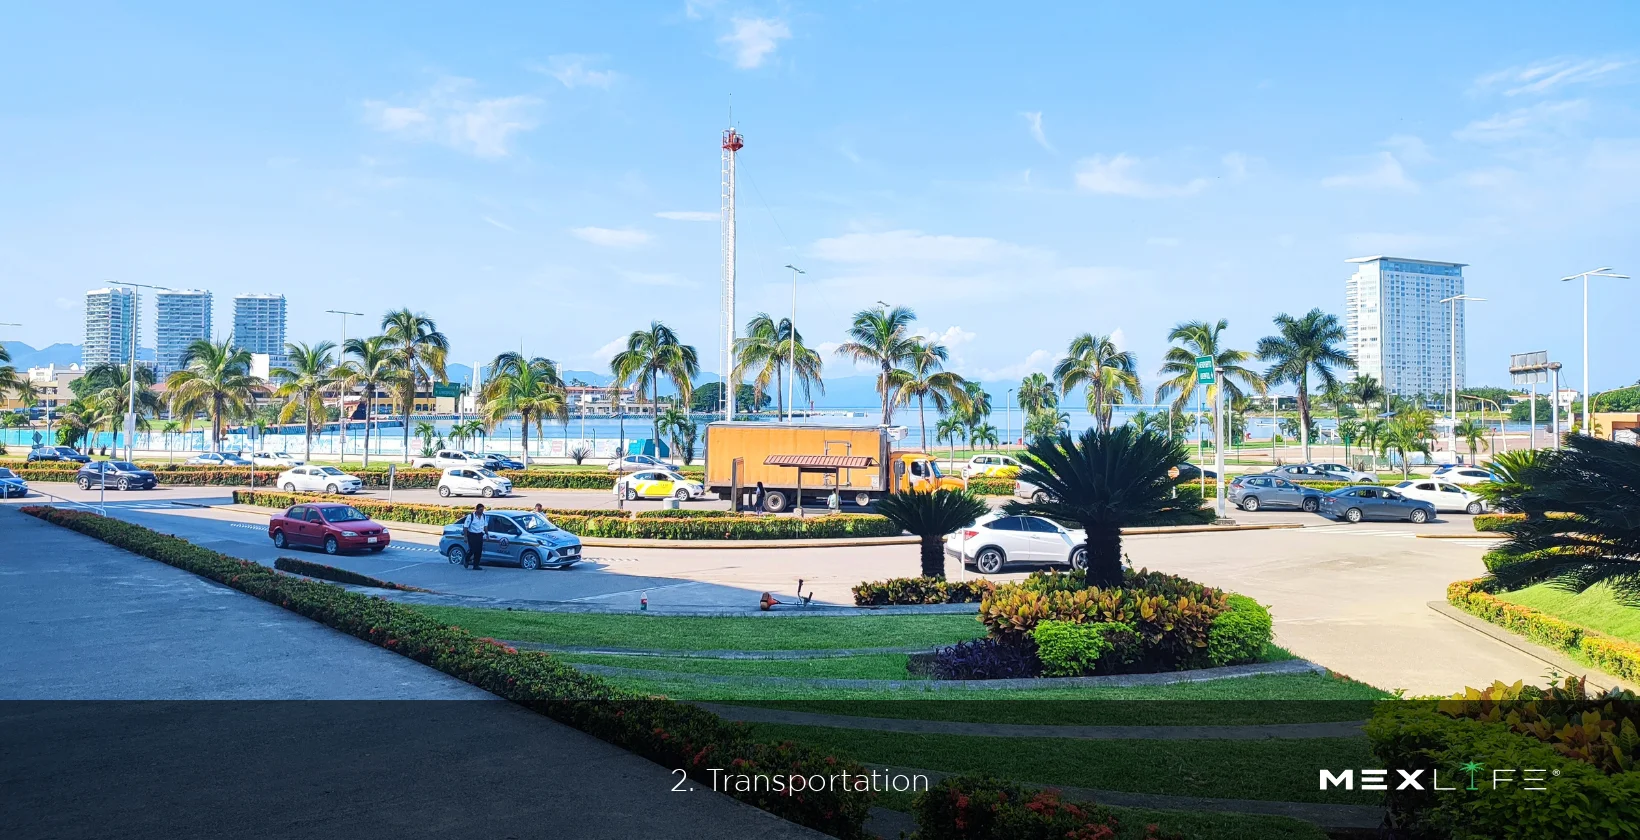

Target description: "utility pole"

left=326, top=310, right=363, bottom=463
left=1439, top=294, right=1484, bottom=459
left=112, top=282, right=171, bottom=460
left=720, top=126, right=744, bottom=422
left=784, top=264, right=804, bottom=423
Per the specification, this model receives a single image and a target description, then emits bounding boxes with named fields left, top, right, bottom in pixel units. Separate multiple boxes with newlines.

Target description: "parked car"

left=437, top=467, right=514, bottom=498
left=76, top=461, right=158, bottom=491
left=1228, top=474, right=1324, bottom=512
left=1438, top=466, right=1496, bottom=486
left=482, top=452, right=525, bottom=470
left=27, top=445, right=91, bottom=463
left=410, top=449, right=500, bottom=470
left=1318, top=486, right=1437, bottom=523
left=961, top=454, right=1023, bottom=479
left=268, top=502, right=390, bottom=555
left=1392, top=479, right=1487, bottom=514
left=1265, top=464, right=1361, bottom=483
left=1013, top=478, right=1052, bottom=504
left=615, top=469, right=704, bottom=501
left=438, top=509, right=583, bottom=570
left=608, top=453, right=668, bottom=473
left=0, top=467, right=28, bottom=498
left=1311, top=463, right=1377, bottom=483
left=276, top=465, right=364, bottom=494
left=944, top=512, right=1087, bottom=574
left=187, top=452, right=252, bottom=467
left=1173, top=463, right=1219, bottom=482
left=251, top=451, right=304, bottom=467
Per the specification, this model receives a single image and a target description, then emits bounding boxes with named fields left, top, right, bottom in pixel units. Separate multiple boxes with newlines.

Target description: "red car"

left=268, top=502, right=391, bottom=555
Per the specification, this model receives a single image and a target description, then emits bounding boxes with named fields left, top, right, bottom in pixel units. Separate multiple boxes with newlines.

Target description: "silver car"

left=438, top=510, right=583, bottom=570
left=1228, top=474, right=1324, bottom=512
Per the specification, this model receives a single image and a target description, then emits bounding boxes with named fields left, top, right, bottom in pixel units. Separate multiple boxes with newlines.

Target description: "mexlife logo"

left=1320, top=761, right=1562, bottom=792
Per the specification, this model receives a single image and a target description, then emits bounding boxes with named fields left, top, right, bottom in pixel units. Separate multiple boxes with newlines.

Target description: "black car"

left=1174, top=464, right=1219, bottom=481
left=76, top=461, right=158, bottom=491
left=28, top=445, right=91, bottom=464
left=0, top=467, right=28, bottom=498
left=483, top=453, right=525, bottom=470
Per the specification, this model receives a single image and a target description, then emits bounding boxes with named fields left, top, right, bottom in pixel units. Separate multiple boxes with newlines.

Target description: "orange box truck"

left=704, top=422, right=963, bottom=512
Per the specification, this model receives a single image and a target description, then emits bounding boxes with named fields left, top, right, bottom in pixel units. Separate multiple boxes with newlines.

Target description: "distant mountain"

left=2, top=341, right=83, bottom=369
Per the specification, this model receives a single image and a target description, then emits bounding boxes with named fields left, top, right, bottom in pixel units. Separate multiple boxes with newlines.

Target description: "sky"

left=3, top=1, right=1639, bottom=399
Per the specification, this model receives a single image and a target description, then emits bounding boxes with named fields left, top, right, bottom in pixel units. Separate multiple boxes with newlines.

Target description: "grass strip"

left=559, top=652, right=915, bottom=680
left=1496, top=580, right=1640, bottom=644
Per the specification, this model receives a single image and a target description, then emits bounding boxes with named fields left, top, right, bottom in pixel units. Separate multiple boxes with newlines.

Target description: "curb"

left=1426, top=601, right=1636, bottom=692
left=569, top=658, right=1328, bottom=690
left=1416, top=532, right=1504, bottom=540
left=352, top=586, right=982, bottom=617
left=506, top=642, right=937, bottom=659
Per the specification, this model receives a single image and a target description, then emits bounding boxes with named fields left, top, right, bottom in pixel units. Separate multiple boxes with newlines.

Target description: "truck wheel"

left=854, top=492, right=872, bottom=508
left=763, top=490, right=788, bottom=513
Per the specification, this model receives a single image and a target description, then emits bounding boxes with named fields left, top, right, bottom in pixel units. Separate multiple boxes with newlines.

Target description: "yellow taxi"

left=615, top=469, right=705, bottom=501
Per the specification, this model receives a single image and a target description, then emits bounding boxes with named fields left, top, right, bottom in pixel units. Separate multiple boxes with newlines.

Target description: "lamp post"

left=1461, top=394, right=1502, bottom=456
left=1005, top=388, right=1014, bottom=450
left=1559, top=268, right=1629, bottom=434
left=326, top=310, right=363, bottom=464
left=112, top=282, right=172, bottom=460
left=783, top=264, right=804, bottom=423
left=1439, top=294, right=1485, bottom=458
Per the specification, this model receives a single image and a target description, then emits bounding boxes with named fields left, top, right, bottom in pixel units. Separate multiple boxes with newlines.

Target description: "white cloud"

left=481, top=215, right=516, bottom=232
left=535, top=54, right=617, bottom=89
left=1221, top=152, right=1250, bottom=181
left=719, top=17, right=790, bottom=69
left=1146, top=236, right=1181, bottom=248
left=589, top=337, right=627, bottom=364
left=975, top=349, right=1055, bottom=382
left=1457, top=167, right=1519, bottom=189
left=1073, top=154, right=1209, bottom=198
left=655, top=210, right=717, bottom=221
left=917, top=325, right=976, bottom=350
left=570, top=226, right=652, bottom=247
left=1382, top=134, right=1433, bottom=164
left=1453, top=100, right=1589, bottom=143
left=1021, top=111, right=1053, bottom=152
left=1321, top=152, right=1418, bottom=192
left=1475, top=57, right=1633, bottom=96
left=811, top=230, right=1045, bottom=265
left=363, top=78, right=540, bottom=158
left=1109, top=328, right=1127, bottom=350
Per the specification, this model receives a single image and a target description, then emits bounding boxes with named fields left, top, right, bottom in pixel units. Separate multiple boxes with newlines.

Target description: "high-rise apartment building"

left=1344, top=256, right=1467, bottom=399
left=155, top=289, right=213, bottom=374
left=84, top=288, right=139, bottom=367
left=232, top=293, right=287, bottom=369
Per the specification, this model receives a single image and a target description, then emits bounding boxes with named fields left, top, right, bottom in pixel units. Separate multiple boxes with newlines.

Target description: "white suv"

left=438, top=467, right=513, bottom=498
left=277, top=466, right=363, bottom=494
left=251, top=451, right=303, bottom=467
left=944, top=512, right=1087, bottom=575
left=412, top=450, right=498, bottom=470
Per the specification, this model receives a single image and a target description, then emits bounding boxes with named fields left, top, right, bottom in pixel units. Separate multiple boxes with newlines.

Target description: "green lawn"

left=744, top=724, right=1379, bottom=805
left=872, top=794, right=1327, bottom=840
left=560, top=652, right=915, bottom=679
left=1496, top=581, right=1640, bottom=644
left=410, top=606, right=986, bottom=651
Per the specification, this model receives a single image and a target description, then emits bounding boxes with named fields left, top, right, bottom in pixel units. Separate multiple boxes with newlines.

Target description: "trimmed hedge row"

left=1473, top=513, right=1524, bottom=532
left=912, top=776, right=1185, bottom=840
left=966, top=477, right=1014, bottom=496
left=19, top=463, right=626, bottom=490
left=1448, top=577, right=1640, bottom=683
left=851, top=577, right=996, bottom=606
left=20, top=506, right=873, bottom=837
left=272, top=557, right=425, bottom=591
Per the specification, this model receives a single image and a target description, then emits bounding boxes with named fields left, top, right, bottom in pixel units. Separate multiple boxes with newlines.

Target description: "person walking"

left=749, top=481, right=766, bottom=515
left=461, top=503, right=488, bottom=570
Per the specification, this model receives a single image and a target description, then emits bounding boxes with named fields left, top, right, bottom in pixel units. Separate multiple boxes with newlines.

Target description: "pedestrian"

left=750, top=481, right=766, bottom=514
left=826, top=487, right=840, bottom=513
left=461, top=503, right=488, bottom=570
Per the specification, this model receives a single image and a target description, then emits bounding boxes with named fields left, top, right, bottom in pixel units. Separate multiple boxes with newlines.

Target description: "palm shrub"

left=1003, top=426, right=1200, bottom=588
left=874, top=488, right=989, bottom=579
left=1489, top=435, right=1640, bottom=596
left=1473, top=447, right=1554, bottom=520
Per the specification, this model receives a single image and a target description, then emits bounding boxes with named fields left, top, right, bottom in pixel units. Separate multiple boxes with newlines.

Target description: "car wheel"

left=763, top=490, right=789, bottom=513
left=519, top=550, right=541, bottom=571
left=325, top=484, right=338, bottom=495
left=1344, top=507, right=1363, bottom=524
left=447, top=545, right=466, bottom=565
left=854, top=492, right=873, bottom=507
left=481, top=486, right=494, bottom=498
left=1409, top=508, right=1429, bottom=524
left=1301, top=497, right=1319, bottom=513
left=674, top=487, right=690, bottom=500
left=1465, top=501, right=1482, bottom=515
left=1241, top=496, right=1260, bottom=512
left=1032, top=491, right=1050, bottom=504
left=976, top=548, right=1005, bottom=574
left=1069, top=547, right=1088, bottom=572
left=272, top=530, right=287, bottom=549
left=78, top=476, right=91, bottom=490
left=283, top=483, right=296, bottom=492
left=118, top=478, right=130, bottom=491
left=324, top=536, right=339, bottom=555
left=624, top=487, right=638, bottom=501
left=438, top=486, right=451, bottom=497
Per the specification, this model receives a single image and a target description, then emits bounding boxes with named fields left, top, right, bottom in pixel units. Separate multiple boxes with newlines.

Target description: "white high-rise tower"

left=720, top=126, right=743, bottom=420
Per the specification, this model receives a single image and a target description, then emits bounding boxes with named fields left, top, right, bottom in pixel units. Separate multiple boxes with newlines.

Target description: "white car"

left=615, top=470, right=704, bottom=500
left=962, top=454, right=1023, bottom=479
left=1392, top=479, right=1487, bottom=515
left=1439, top=466, right=1496, bottom=486
left=1310, top=463, right=1377, bottom=483
left=277, top=465, right=364, bottom=494
left=411, top=449, right=499, bottom=470
left=187, top=452, right=252, bottom=467
left=437, top=467, right=514, bottom=498
left=945, top=512, right=1087, bottom=575
left=608, top=454, right=667, bottom=473
left=251, top=451, right=303, bottom=467
left=1013, top=478, right=1053, bottom=504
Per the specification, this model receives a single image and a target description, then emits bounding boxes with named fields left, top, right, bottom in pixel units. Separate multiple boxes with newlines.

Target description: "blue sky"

left=3, top=1, right=1638, bottom=396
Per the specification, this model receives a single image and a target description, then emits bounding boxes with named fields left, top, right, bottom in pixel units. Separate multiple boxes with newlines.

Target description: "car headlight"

left=341, top=530, right=359, bottom=537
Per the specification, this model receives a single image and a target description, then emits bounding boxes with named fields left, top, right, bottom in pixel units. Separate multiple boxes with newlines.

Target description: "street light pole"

left=1439, top=294, right=1484, bottom=459
left=112, top=282, right=173, bottom=460
left=1559, top=268, right=1628, bottom=434
left=783, top=264, right=804, bottom=423
left=1462, top=394, right=1502, bottom=456
left=326, top=310, right=363, bottom=464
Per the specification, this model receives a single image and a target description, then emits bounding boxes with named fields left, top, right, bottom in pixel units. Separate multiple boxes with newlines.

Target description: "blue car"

left=438, top=510, right=583, bottom=570
left=0, top=467, right=28, bottom=498
left=1318, top=486, right=1438, bottom=524
left=483, top=453, right=525, bottom=470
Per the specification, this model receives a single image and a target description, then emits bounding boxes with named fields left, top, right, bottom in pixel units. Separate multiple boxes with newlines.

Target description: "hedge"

left=851, top=576, right=996, bottom=606
left=1447, top=577, right=1640, bottom=683
left=1031, top=620, right=1136, bottom=677
left=233, top=490, right=902, bottom=540
left=21, top=506, right=873, bottom=837
left=1474, top=513, right=1524, bottom=532
left=1206, top=594, right=1273, bottom=667
left=966, top=477, right=1014, bottom=496
left=272, top=557, right=426, bottom=591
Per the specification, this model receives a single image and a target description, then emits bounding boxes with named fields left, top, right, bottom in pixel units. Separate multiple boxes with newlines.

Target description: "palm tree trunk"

left=880, top=362, right=893, bottom=426
left=653, top=380, right=662, bottom=456
left=401, top=388, right=412, bottom=463
left=775, top=365, right=784, bottom=419
left=520, top=410, right=532, bottom=466
left=362, top=393, right=372, bottom=467
left=919, top=535, right=945, bottom=579
left=918, top=395, right=928, bottom=453
left=1081, top=524, right=1123, bottom=588
left=1297, top=374, right=1311, bottom=462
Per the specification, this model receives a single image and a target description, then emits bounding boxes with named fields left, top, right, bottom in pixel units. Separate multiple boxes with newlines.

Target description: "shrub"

left=22, top=506, right=873, bottom=837
left=1474, top=513, right=1523, bottom=532
left=1030, top=620, right=1137, bottom=677
left=1448, top=577, right=1640, bottom=683
left=633, top=508, right=741, bottom=519
left=851, top=577, right=995, bottom=606
left=965, top=477, right=1014, bottom=496
left=1206, top=594, right=1273, bottom=667
left=912, top=776, right=1179, bottom=840
left=273, top=557, right=424, bottom=591
left=929, top=638, right=1042, bottom=680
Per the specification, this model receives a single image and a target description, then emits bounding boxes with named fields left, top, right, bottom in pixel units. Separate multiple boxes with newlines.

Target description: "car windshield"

left=110, top=462, right=138, bottom=471
left=321, top=506, right=370, bottom=523
left=926, top=460, right=944, bottom=478
left=318, top=467, right=345, bottom=476
left=476, top=468, right=499, bottom=478
left=517, top=514, right=560, bottom=533
left=1394, top=481, right=1414, bottom=488
left=0, top=468, right=15, bottom=478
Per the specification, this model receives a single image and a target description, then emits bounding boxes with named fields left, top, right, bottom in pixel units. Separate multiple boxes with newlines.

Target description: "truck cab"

left=891, top=452, right=964, bottom=493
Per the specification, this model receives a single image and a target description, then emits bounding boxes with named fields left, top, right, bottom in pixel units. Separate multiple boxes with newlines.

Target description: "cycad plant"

left=874, top=488, right=990, bottom=579
left=1472, top=448, right=1555, bottom=521
left=1489, top=436, right=1640, bottom=597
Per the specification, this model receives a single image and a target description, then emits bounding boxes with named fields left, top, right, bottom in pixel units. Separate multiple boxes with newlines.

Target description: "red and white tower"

left=719, top=126, right=744, bottom=420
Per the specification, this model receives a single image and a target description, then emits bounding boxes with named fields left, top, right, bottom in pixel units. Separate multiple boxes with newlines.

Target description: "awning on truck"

left=763, top=454, right=875, bottom=469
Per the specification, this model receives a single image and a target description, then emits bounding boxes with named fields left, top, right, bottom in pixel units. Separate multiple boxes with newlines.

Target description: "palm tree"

left=893, top=339, right=970, bottom=453
left=658, top=407, right=699, bottom=465
left=874, top=488, right=990, bottom=579
left=1379, top=408, right=1434, bottom=479
left=970, top=423, right=999, bottom=450
left=381, top=309, right=449, bottom=463
left=610, top=321, right=700, bottom=450
left=1359, top=418, right=1388, bottom=469
left=1005, top=427, right=1202, bottom=588
left=161, top=420, right=183, bottom=463
left=935, top=414, right=964, bottom=468
left=1347, top=375, right=1386, bottom=418
left=836, top=304, right=920, bottom=425
left=734, top=313, right=825, bottom=420
left=1486, top=436, right=1640, bottom=596
left=1455, top=419, right=1489, bottom=463
left=1256, top=309, right=1354, bottom=462
left=413, top=420, right=439, bottom=456
left=1153, top=320, right=1268, bottom=423
left=1024, top=409, right=1070, bottom=446
left=0, top=344, right=31, bottom=405
left=481, top=353, right=566, bottom=466
left=166, top=338, right=262, bottom=450
left=270, top=341, right=337, bottom=464
left=959, top=381, right=992, bottom=446
left=1053, top=333, right=1140, bottom=432
left=84, top=362, right=162, bottom=455
left=1016, top=372, right=1058, bottom=417
left=1337, top=419, right=1364, bottom=466
left=338, top=335, right=403, bottom=467
left=1472, top=448, right=1554, bottom=521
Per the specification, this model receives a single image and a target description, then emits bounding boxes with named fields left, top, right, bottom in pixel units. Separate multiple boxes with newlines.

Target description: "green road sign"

left=432, top=383, right=463, bottom=398
left=1195, top=355, right=1215, bottom=384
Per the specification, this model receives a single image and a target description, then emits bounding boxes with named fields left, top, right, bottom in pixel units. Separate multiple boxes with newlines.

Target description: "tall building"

left=1344, top=256, right=1467, bottom=400
left=155, top=289, right=213, bottom=375
left=232, top=293, right=287, bottom=369
left=84, top=288, right=139, bottom=368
